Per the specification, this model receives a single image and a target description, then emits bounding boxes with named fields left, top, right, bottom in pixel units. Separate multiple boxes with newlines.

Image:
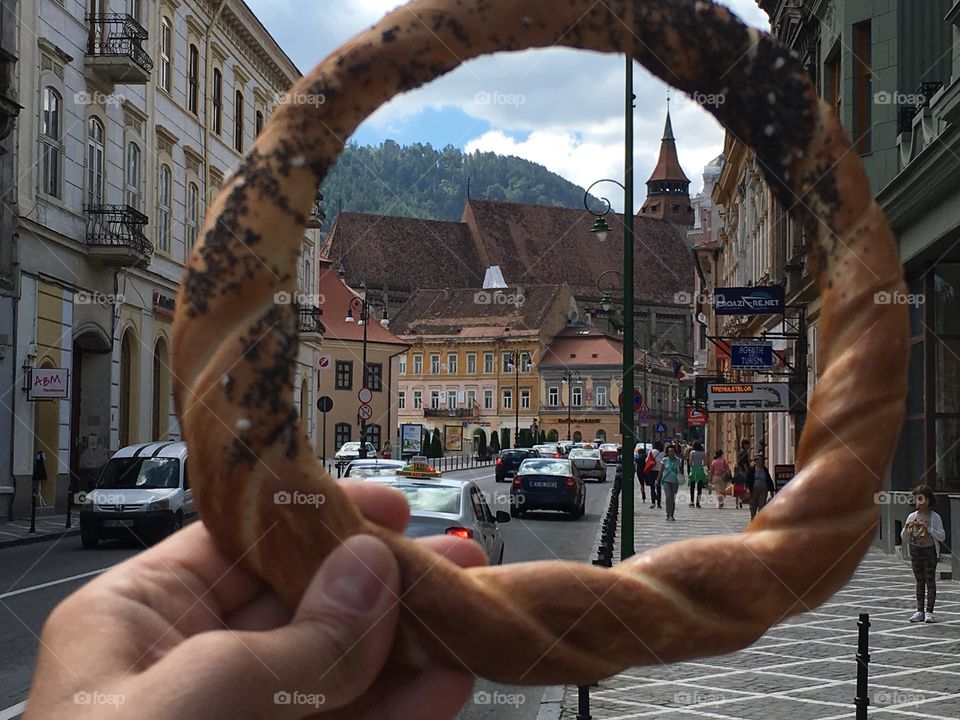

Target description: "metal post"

left=29, top=480, right=37, bottom=533
left=855, top=613, right=870, bottom=719
left=567, top=374, right=572, bottom=441
left=514, top=351, right=520, bottom=448
left=576, top=685, right=592, bottom=720
left=65, top=475, right=74, bottom=529
left=322, top=410, right=328, bottom=463
left=620, top=54, right=636, bottom=559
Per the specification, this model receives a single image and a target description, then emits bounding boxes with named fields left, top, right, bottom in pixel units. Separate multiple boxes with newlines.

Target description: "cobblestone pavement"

left=557, top=486, right=959, bottom=720
left=0, top=512, right=78, bottom=547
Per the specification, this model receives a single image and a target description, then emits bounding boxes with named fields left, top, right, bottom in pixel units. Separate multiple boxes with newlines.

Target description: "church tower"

left=639, top=107, right=694, bottom=226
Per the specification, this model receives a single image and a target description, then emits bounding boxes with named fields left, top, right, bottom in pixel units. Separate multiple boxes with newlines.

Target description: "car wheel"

left=81, top=533, right=99, bottom=549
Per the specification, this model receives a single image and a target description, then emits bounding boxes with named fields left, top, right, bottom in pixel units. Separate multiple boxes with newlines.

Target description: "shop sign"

left=29, top=368, right=70, bottom=400
left=153, top=291, right=176, bottom=319
left=707, top=383, right=790, bottom=412
left=714, top=285, right=784, bottom=315
left=686, top=408, right=708, bottom=426
left=731, top=341, right=774, bottom=368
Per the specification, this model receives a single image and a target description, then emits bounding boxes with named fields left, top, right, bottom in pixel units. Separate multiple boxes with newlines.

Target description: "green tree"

left=500, top=428, right=511, bottom=450
left=538, top=430, right=547, bottom=443
left=474, top=429, right=488, bottom=459
left=517, top=429, right=533, bottom=448
left=490, top=430, right=501, bottom=454
left=547, top=429, right=559, bottom=442
left=431, top=428, right=444, bottom=458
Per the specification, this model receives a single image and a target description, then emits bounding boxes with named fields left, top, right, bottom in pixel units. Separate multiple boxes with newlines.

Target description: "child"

left=901, top=485, right=946, bottom=623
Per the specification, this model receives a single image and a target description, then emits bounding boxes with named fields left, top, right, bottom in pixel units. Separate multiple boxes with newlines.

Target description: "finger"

left=341, top=480, right=410, bottom=533
left=419, top=536, right=489, bottom=568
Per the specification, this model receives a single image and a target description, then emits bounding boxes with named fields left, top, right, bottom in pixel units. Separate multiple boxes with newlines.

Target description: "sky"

left=245, top=0, right=770, bottom=210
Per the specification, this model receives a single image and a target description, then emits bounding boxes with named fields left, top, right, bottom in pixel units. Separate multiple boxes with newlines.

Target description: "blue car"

left=510, top=458, right=585, bottom=519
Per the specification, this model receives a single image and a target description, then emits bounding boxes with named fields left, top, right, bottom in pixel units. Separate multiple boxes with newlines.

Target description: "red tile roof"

left=647, top=110, right=691, bottom=183
left=540, top=325, right=665, bottom=368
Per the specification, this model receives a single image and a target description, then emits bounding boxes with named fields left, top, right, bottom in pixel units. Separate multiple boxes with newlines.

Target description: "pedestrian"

left=746, top=453, right=774, bottom=519
left=657, top=444, right=682, bottom=521
left=32, top=450, right=47, bottom=507
left=687, top=441, right=707, bottom=508
left=647, top=441, right=664, bottom=509
left=635, top=445, right=648, bottom=504
left=901, top=485, right=946, bottom=623
left=734, top=438, right=751, bottom=509
left=709, top=449, right=730, bottom=509
left=381, top=441, right=393, bottom=459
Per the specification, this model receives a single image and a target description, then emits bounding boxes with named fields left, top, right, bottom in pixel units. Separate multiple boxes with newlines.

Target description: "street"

left=0, top=464, right=612, bottom=720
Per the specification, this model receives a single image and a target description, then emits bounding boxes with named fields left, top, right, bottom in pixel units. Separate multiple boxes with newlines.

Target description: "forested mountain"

left=320, top=140, right=595, bottom=228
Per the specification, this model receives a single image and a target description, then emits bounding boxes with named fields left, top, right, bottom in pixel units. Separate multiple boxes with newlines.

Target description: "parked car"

left=79, top=441, right=194, bottom=548
left=342, top=458, right=407, bottom=479
left=532, top=443, right=563, bottom=458
left=510, top=457, right=585, bottom=519
left=495, top=448, right=538, bottom=482
left=334, top=442, right=378, bottom=467
left=568, top=448, right=606, bottom=482
left=599, top=443, right=622, bottom=464
left=367, top=475, right=509, bottom=564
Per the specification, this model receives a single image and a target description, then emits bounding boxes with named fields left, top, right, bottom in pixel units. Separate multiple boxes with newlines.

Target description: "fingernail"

left=316, top=535, right=395, bottom=614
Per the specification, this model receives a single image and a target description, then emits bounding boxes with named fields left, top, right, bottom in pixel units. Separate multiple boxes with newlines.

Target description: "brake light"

left=445, top=527, right=473, bottom=539
left=495, top=457, right=503, bottom=465
left=564, top=477, right=577, bottom=489
left=553, top=453, right=560, bottom=458
left=512, top=476, right=523, bottom=488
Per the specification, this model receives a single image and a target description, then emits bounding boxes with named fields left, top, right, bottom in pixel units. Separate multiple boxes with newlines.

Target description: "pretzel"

left=172, top=0, right=908, bottom=688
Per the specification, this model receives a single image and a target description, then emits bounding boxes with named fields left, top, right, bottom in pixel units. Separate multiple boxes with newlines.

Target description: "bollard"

left=576, top=685, right=592, bottom=720
left=855, top=613, right=870, bottom=720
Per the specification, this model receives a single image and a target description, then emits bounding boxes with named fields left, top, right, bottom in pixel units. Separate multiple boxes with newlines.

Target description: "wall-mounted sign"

left=731, top=341, right=774, bottom=368
left=29, top=368, right=70, bottom=400
left=686, top=408, right=709, bottom=427
left=444, top=425, right=463, bottom=452
left=153, top=291, right=176, bottom=319
left=714, top=286, right=785, bottom=316
left=553, top=418, right=603, bottom=424
left=707, top=383, right=791, bottom=413
left=774, top=464, right=796, bottom=490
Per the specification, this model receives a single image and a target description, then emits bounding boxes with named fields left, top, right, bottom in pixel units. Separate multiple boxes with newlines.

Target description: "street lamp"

left=345, top=282, right=389, bottom=459
left=596, top=270, right=624, bottom=323
left=505, top=348, right=525, bottom=448
left=560, top=370, right=582, bottom=441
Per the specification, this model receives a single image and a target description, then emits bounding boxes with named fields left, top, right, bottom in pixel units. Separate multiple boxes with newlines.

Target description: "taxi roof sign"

left=397, top=456, right=441, bottom=478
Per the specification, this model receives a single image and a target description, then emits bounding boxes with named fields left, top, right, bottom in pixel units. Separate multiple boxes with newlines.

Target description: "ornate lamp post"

left=345, top=282, right=389, bottom=459
left=560, top=370, right=582, bottom=441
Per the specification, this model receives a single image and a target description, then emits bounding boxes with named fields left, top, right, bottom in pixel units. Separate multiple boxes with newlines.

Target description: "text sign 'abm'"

left=731, top=341, right=774, bottom=368
left=706, top=383, right=791, bottom=413
left=714, top=285, right=785, bottom=315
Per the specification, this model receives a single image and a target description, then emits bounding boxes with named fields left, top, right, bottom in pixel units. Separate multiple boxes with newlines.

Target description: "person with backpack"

left=645, top=441, right=663, bottom=509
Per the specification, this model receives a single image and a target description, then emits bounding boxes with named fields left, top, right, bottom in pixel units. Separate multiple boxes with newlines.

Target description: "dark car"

left=510, top=458, right=585, bottom=519
left=495, top=448, right=538, bottom=482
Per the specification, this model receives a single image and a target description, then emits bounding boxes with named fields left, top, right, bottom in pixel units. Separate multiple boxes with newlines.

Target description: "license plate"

left=104, top=519, right=135, bottom=528
left=531, top=481, right=555, bottom=488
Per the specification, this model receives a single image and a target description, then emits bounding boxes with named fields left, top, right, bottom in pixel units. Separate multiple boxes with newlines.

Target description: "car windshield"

left=339, top=442, right=360, bottom=452
left=97, top=457, right=180, bottom=490
left=519, top=459, right=570, bottom=475
left=569, top=449, right=599, bottom=459
left=385, top=483, right=461, bottom=514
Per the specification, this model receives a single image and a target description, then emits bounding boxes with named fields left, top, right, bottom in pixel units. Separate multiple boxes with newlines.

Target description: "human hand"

left=25, top=481, right=487, bottom=720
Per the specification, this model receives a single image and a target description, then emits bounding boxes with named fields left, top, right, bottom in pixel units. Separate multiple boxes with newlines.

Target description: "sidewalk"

left=0, top=512, right=79, bottom=548
left=552, top=486, right=960, bottom=720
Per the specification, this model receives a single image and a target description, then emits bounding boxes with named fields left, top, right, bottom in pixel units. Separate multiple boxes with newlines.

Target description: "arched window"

left=159, top=17, right=173, bottom=93
left=212, top=69, right=223, bottom=135
left=186, top=182, right=199, bottom=252
left=40, top=87, right=62, bottom=198
left=255, top=110, right=264, bottom=136
left=596, top=429, right=607, bottom=442
left=234, top=90, right=244, bottom=152
left=125, top=142, right=141, bottom=209
left=86, top=117, right=105, bottom=206
left=334, top=423, right=351, bottom=449
left=573, top=431, right=583, bottom=442
left=187, top=44, right=200, bottom=114
left=158, top=164, right=172, bottom=252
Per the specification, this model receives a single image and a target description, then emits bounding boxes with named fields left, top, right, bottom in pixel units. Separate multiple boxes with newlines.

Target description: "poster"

left=400, top=424, right=423, bottom=456
left=444, top=425, right=463, bottom=452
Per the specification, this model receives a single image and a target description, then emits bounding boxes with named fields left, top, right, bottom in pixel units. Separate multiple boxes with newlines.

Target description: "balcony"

left=296, top=305, right=324, bottom=335
left=424, top=407, right=479, bottom=419
left=85, top=205, right=153, bottom=266
left=85, top=14, right=153, bottom=85
left=306, top=190, right=325, bottom=229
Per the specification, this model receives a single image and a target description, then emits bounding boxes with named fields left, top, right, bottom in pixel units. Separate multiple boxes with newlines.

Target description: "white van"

left=79, top=441, right=194, bottom=548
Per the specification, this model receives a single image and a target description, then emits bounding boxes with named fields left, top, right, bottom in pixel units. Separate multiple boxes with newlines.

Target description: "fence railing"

left=86, top=14, right=154, bottom=73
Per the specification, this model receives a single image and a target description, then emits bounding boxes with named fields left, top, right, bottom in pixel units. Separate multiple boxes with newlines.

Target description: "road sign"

left=639, top=409, right=651, bottom=423
left=358, top=387, right=373, bottom=404
left=357, top=403, right=373, bottom=420
left=316, top=395, right=333, bottom=413
left=655, top=422, right=667, bottom=434
left=618, top=390, right=643, bottom=410
left=731, top=341, right=774, bottom=369
left=318, top=354, right=332, bottom=370
left=707, top=382, right=790, bottom=413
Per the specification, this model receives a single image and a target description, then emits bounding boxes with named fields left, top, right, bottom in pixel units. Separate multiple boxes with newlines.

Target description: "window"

left=40, top=87, right=62, bottom=198
left=466, top=389, right=476, bottom=407
left=413, top=354, right=423, bottom=374
left=158, top=165, right=172, bottom=252
left=159, top=18, right=172, bottom=93
left=467, top=353, right=477, bottom=374
left=483, top=353, right=494, bottom=373
left=212, top=69, right=223, bottom=134
left=188, top=45, right=200, bottom=114
left=520, top=389, right=531, bottom=409
left=335, top=360, right=353, bottom=390
left=502, top=389, right=513, bottom=410
left=234, top=90, right=244, bottom=152
left=127, top=0, right=142, bottom=22
left=430, top=390, right=441, bottom=409
left=824, top=51, right=840, bottom=119
left=446, top=391, right=457, bottom=409
left=86, top=117, right=105, bottom=206
left=366, top=424, right=381, bottom=450
left=502, top=353, right=513, bottom=373
left=596, top=386, right=608, bottom=407
left=334, top=423, right=351, bottom=449
left=572, top=386, right=583, bottom=406
left=186, top=182, right=199, bottom=252
left=413, top=390, right=423, bottom=409
left=520, top=353, right=532, bottom=372
left=125, top=143, right=141, bottom=209
left=447, top=354, right=458, bottom=374
left=430, top=354, right=440, bottom=374
left=398, top=391, right=405, bottom=409
left=365, top=363, right=383, bottom=391
left=548, top=386, right=560, bottom=406
left=255, top=110, right=264, bottom=136
left=483, top=389, right=493, bottom=409
left=853, top=21, right=872, bottom=155
left=398, top=355, right=407, bottom=375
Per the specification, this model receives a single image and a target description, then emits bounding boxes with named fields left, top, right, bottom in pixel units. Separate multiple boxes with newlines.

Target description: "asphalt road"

left=0, top=464, right=613, bottom=720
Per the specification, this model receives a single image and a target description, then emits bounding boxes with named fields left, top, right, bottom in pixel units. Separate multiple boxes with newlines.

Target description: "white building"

left=6, top=0, right=323, bottom=517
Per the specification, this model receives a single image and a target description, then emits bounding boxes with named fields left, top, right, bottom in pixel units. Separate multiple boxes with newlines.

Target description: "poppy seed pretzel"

left=172, top=0, right=908, bottom=686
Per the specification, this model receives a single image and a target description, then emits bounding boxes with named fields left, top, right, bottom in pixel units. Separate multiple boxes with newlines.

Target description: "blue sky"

left=246, top=0, right=770, bottom=209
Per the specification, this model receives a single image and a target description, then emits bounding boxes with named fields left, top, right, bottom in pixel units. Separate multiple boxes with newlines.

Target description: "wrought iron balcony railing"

left=86, top=14, right=154, bottom=75
left=296, top=305, right=325, bottom=334
left=85, top=204, right=153, bottom=258
left=424, top=407, right=479, bottom=419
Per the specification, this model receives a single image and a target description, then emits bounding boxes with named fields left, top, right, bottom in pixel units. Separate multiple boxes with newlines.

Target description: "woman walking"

left=687, top=442, right=707, bottom=508
left=647, top=441, right=664, bottom=509
left=902, top=485, right=946, bottom=623
left=657, top=444, right=682, bottom=521
left=709, top=449, right=730, bottom=509
left=746, top=453, right=774, bottom=519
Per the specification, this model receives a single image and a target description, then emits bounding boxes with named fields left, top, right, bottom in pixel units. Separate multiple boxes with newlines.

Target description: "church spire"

left=639, top=104, right=693, bottom=226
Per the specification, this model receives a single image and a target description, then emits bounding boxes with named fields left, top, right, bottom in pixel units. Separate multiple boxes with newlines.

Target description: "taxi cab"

left=367, top=457, right=509, bottom=564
